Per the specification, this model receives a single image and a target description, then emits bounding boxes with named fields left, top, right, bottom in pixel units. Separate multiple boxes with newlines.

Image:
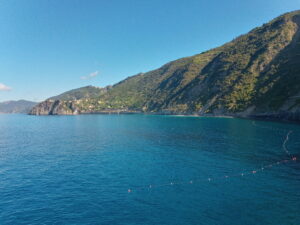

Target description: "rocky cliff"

left=30, top=10, right=300, bottom=122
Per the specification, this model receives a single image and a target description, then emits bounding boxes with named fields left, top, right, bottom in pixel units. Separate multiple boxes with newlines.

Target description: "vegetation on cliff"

left=30, top=10, right=300, bottom=119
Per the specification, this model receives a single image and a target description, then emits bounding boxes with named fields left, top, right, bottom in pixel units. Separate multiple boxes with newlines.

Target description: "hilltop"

left=30, top=10, right=300, bottom=121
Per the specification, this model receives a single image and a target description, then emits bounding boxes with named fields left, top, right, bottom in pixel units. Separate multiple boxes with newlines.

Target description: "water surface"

left=0, top=114, right=299, bottom=225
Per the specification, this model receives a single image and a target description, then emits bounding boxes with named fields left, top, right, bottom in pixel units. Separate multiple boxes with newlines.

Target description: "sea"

left=0, top=114, right=299, bottom=225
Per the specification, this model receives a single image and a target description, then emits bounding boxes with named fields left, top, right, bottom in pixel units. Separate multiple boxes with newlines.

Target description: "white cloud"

left=0, top=83, right=12, bottom=91
left=80, top=71, right=99, bottom=80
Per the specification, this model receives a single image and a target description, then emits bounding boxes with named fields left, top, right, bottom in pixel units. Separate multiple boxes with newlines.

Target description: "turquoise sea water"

left=0, top=114, right=299, bottom=225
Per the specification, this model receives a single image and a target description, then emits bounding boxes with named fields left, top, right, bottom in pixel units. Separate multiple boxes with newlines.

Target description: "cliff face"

left=30, top=100, right=79, bottom=115
left=29, top=10, right=300, bottom=121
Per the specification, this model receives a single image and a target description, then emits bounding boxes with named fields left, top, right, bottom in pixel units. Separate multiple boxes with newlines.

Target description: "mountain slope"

left=30, top=10, right=300, bottom=121
left=48, top=86, right=109, bottom=101
left=0, top=100, right=37, bottom=114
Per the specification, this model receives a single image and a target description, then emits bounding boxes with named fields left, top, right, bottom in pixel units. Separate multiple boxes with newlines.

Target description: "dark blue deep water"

left=0, top=114, right=300, bottom=225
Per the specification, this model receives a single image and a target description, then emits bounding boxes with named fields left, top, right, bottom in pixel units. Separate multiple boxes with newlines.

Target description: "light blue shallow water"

left=0, top=114, right=299, bottom=225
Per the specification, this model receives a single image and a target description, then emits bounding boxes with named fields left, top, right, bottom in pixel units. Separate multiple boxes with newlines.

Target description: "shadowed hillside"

left=0, top=100, right=37, bottom=114
left=30, top=10, right=300, bottom=121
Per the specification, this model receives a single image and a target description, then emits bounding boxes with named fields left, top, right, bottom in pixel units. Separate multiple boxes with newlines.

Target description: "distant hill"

left=0, top=100, right=37, bottom=114
left=30, top=10, right=300, bottom=121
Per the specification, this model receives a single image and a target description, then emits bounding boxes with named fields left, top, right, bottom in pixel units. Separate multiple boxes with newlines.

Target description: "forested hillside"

left=30, top=10, right=300, bottom=121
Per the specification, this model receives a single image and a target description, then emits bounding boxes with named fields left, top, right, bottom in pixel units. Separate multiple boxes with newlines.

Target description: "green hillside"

left=30, top=10, right=300, bottom=121
left=48, top=86, right=108, bottom=101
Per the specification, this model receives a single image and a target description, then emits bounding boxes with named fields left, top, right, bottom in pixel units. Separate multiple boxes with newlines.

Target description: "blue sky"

left=0, top=0, right=299, bottom=102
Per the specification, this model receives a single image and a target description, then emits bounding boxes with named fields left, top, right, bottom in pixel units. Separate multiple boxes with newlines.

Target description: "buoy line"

left=128, top=121, right=297, bottom=193
left=127, top=157, right=297, bottom=193
left=282, top=130, right=293, bottom=156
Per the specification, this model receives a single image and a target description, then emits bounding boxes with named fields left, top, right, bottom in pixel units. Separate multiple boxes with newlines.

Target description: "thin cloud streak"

left=0, top=83, right=12, bottom=91
left=80, top=71, right=99, bottom=80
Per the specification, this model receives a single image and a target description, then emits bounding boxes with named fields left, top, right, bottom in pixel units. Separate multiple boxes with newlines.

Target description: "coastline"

left=27, top=110, right=300, bottom=124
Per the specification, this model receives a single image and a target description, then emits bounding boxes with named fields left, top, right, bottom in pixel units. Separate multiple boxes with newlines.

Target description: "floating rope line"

left=127, top=157, right=297, bottom=193
left=128, top=121, right=297, bottom=193
left=252, top=121, right=293, bottom=157
left=282, top=130, right=293, bottom=156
